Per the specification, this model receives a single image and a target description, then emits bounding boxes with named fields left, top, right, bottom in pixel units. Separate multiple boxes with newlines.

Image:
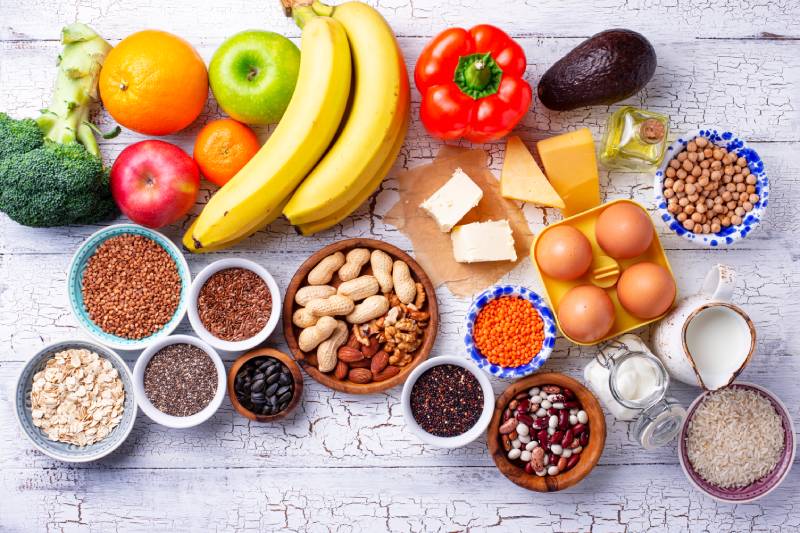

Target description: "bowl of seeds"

left=14, top=339, right=137, bottom=462
left=228, top=348, right=303, bottom=422
left=67, top=224, right=191, bottom=351
left=188, top=258, right=281, bottom=352
left=132, top=334, right=227, bottom=428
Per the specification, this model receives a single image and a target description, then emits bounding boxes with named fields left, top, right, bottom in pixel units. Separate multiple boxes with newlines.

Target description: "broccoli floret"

left=0, top=23, right=119, bottom=228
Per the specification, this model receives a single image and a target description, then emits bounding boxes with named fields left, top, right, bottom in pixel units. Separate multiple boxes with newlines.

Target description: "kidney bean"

left=499, top=417, right=517, bottom=434
left=547, top=407, right=558, bottom=416
left=562, top=388, right=575, bottom=399
left=558, top=409, right=569, bottom=430
left=545, top=452, right=554, bottom=466
left=537, top=429, right=549, bottom=447
left=561, top=429, right=574, bottom=448
left=531, top=416, right=546, bottom=430
left=517, top=413, right=533, bottom=426
left=515, top=391, right=529, bottom=400
left=564, top=400, right=580, bottom=409
left=549, top=394, right=565, bottom=403
left=551, top=430, right=563, bottom=446
left=570, top=438, right=580, bottom=448
left=557, top=456, right=567, bottom=471
left=572, top=423, right=587, bottom=436
left=516, top=399, right=530, bottom=412
left=566, top=455, right=580, bottom=470
left=524, top=461, right=535, bottom=474
left=580, top=430, right=590, bottom=447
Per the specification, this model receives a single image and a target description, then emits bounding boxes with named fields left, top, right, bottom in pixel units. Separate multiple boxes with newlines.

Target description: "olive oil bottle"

left=599, top=107, right=669, bottom=171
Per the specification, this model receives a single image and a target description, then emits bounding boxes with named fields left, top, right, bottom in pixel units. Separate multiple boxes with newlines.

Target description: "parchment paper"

left=385, top=146, right=533, bottom=298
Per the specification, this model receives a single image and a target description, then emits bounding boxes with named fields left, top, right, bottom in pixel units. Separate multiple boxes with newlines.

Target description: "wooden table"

left=2, top=1, right=798, bottom=530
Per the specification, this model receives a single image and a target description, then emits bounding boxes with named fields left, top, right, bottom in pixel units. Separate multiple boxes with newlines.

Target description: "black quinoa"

left=410, top=364, right=484, bottom=437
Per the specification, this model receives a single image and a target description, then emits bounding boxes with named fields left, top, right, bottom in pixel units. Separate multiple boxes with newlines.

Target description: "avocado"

left=538, top=29, right=657, bottom=111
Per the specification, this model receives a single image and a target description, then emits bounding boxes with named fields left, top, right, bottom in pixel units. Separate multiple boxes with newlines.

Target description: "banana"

left=297, top=114, right=408, bottom=236
left=282, top=0, right=410, bottom=226
left=183, top=11, right=351, bottom=251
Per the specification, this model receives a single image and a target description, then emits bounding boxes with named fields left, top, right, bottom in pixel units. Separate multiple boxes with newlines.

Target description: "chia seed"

left=410, top=364, right=484, bottom=437
left=144, top=343, right=218, bottom=417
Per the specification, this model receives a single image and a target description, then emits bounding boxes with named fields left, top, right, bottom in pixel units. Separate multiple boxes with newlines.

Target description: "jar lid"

left=630, top=397, right=686, bottom=450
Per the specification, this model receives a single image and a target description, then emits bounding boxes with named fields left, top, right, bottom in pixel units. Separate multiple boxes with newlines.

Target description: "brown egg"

left=617, top=262, right=676, bottom=319
left=595, top=202, right=654, bottom=259
left=534, top=226, right=593, bottom=281
left=557, top=285, right=616, bottom=344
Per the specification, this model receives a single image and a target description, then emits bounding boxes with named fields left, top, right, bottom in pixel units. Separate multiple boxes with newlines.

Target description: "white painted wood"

left=1, top=0, right=799, bottom=531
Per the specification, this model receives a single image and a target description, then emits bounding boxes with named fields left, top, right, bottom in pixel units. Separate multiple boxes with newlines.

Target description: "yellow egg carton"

left=530, top=199, right=676, bottom=346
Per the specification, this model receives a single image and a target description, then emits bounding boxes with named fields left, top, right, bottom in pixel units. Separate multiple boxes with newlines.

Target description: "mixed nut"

left=499, top=384, right=590, bottom=477
left=292, top=247, right=431, bottom=385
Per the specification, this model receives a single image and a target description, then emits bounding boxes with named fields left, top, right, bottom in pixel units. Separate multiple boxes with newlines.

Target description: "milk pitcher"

left=651, top=264, right=756, bottom=390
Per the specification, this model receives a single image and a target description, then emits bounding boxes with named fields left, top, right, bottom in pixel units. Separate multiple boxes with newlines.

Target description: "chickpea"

left=710, top=170, right=722, bottom=181
left=691, top=166, right=702, bottom=177
left=688, top=152, right=699, bottom=163
left=677, top=212, right=688, bottom=222
left=711, top=160, right=722, bottom=170
left=713, top=149, right=724, bottom=160
left=686, top=175, right=697, bottom=184
left=666, top=167, right=677, bottom=179
left=683, top=219, right=695, bottom=230
left=737, top=157, right=747, bottom=167
left=725, top=183, right=736, bottom=192
left=696, top=204, right=707, bottom=214
left=731, top=215, right=742, bottom=226
left=742, top=167, right=751, bottom=177
left=682, top=159, right=693, bottom=172
left=732, top=192, right=740, bottom=201
left=670, top=159, right=681, bottom=170
left=745, top=174, right=757, bottom=185
left=746, top=185, right=756, bottom=194
left=714, top=195, right=723, bottom=204
left=703, top=223, right=711, bottom=233
left=700, top=160, right=710, bottom=169
left=743, top=201, right=754, bottom=212
left=664, top=177, right=675, bottom=189
left=722, top=216, right=731, bottom=227
left=736, top=183, right=746, bottom=193
left=691, top=212, right=703, bottom=223
left=697, top=151, right=705, bottom=161
left=711, top=223, right=721, bottom=233
left=703, top=148, right=713, bottom=158
left=687, top=141, right=698, bottom=152
left=696, top=137, right=709, bottom=148
left=733, top=174, right=743, bottom=183
left=679, top=197, right=689, bottom=207
left=693, top=223, right=703, bottom=233
left=673, top=180, right=685, bottom=193
left=697, top=176, right=709, bottom=187
left=685, top=204, right=696, bottom=215
left=677, top=151, right=688, bottom=162
left=724, top=165, right=735, bottom=176
left=749, top=193, right=760, bottom=203
left=705, top=198, right=715, bottom=208
left=727, top=201, right=737, bottom=210
left=734, top=206, right=745, bottom=217
left=722, top=191, right=732, bottom=202
left=685, top=183, right=697, bottom=195
left=677, top=169, right=688, bottom=180
left=688, top=193, right=700, bottom=203
left=723, top=175, right=732, bottom=184
left=664, top=188, right=675, bottom=199
left=668, top=203, right=680, bottom=214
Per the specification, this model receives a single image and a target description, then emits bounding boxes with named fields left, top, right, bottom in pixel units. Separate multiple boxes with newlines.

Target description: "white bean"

left=547, top=394, right=559, bottom=402
left=569, top=409, right=578, bottom=415
left=536, top=469, right=547, bottom=477
left=548, top=415, right=558, bottom=428
left=547, top=465, right=560, bottom=476
left=562, top=448, right=572, bottom=458
left=512, top=439, right=521, bottom=449
left=536, top=408, right=547, bottom=417
left=518, top=434, right=531, bottom=444
left=516, top=423, right=529, bottom=436
left=547, top=427, right=555, bottom=436
left=525, top=441, right=539, bottom=451
left=530, top=395, right=543, bottom=405
left=572, top=446, right=583, bottom=454
left=508, top=448, right=521, bottom=460
left=569, top=415, right=578, bottom=425
left=529, top=387, right=540, bottom=396
left=520, top=450, right=532, bottom=462
left=553, top=402, right=565, bottom=409
left=539, top=391, right=549, bottom=399
left=541, top=400, right=552, bottom=409
left=577, top=410, right=588, bottom=424
left=550, top=444, right=563, bottom=455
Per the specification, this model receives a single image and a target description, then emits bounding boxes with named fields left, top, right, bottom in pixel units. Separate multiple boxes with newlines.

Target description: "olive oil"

left=599, top=107, right=669, bottom=171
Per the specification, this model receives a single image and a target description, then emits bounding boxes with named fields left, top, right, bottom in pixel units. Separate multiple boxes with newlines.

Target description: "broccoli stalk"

left=0, top=23, right=120, bottom=227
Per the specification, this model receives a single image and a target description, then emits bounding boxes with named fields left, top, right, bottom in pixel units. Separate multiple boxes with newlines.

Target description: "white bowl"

left=187, top=259, right=281, bottom=352
left=133, top=335, right=227, bottom=428
left=401, top=356, right=495, bottom=448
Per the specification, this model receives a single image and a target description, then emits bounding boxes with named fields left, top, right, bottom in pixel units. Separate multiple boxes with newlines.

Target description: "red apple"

left=110, top=140, right=200, bottom=228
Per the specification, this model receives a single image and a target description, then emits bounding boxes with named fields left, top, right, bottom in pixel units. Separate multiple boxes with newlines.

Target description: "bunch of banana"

left=183, top=1, right=409, bottom=251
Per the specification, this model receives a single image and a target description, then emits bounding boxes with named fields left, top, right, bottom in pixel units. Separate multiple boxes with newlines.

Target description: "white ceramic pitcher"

left=651, top=264, right=756, bottom=390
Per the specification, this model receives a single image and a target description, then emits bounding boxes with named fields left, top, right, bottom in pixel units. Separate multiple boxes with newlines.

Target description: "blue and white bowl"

left=464, top=285, right=556, bottom=379
left=67, top=224, right=192, bottom=351
left=14, top=339, right=137, bottom=462
left=654, top=129, right=769, bottom=247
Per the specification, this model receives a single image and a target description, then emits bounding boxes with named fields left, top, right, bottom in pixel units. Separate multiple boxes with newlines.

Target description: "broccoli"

left=0, top=23, right=120, bottom=227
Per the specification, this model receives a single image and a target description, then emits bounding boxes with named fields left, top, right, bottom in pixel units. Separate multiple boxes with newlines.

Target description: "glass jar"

left=599, top=106, right=670, bottom=171
left=584, top=334, right=686, bottom=449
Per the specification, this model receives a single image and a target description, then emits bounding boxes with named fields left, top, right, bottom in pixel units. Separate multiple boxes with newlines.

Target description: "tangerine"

left=100, top=30, right=208, bottom=136
left=193, top=119, right=260, bottom=186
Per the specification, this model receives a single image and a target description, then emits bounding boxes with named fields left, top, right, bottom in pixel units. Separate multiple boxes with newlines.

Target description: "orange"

left=100, top=30, right=208, bottom=136
left=193, top=119, right=261, bottom=186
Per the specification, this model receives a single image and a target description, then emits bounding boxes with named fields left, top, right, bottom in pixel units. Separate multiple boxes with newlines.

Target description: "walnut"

left=389, top=350, right=412, bottom=367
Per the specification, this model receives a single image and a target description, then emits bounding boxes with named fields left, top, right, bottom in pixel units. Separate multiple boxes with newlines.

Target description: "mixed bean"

left=499, top=385, right=589, bottom=477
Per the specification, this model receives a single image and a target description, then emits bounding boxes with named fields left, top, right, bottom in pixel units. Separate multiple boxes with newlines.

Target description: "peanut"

left=346, top=295, right=390, bottom=324
left=370, top=249, right=393, bottom=293
left=295, top=285, right=336, bottom=307
left=308, top=252, right=345, bottom=285
left=316, top=320, right=348, bottom=373
left=337, top=275, right=379, bottom=301
left=298, top=316, right=338, bottom=352
left=392, top=260, right=416, bottom=304
left=292, top=308, right=318, bottom=328
left=307, top=294, right=355, bottom=317
left=338, top=248, right=370, bottom=282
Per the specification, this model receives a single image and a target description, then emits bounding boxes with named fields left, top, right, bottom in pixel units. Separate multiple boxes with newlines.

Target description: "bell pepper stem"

left=453, top=52, right=503, bottom=100
left=464, top=53, right=493, bottom=90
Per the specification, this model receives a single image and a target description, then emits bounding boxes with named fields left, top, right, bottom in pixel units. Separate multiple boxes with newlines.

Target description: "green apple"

left=209, top=30, right=300, bottom=125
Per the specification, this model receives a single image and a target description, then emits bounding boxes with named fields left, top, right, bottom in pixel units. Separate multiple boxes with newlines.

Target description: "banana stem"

left=291, top=5, right=318, bottom=28
left=311, top=0, right=334, bottom=16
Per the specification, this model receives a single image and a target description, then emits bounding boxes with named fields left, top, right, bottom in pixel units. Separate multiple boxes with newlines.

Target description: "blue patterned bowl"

left=67, top=224, right=191, bottom=351
left=654, top=129, right=769, bottom=247
left=464, top=285, right=556, bottom=379
left=14, top=339, right=137, bottom=462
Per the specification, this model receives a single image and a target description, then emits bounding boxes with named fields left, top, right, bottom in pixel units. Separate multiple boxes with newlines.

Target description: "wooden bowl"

left=283, top=238, right=439, bottom=394
left=487, top=372, right=606, bottom=492
left=227, top=347, right=304, bottom=422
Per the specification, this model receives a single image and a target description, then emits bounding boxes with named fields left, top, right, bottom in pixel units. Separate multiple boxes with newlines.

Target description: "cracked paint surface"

left=1, top=0, right=799, bottom=531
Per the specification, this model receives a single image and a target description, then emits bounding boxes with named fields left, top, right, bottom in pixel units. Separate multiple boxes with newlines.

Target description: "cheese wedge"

left=420, top=168, right=483, bottom=232
left=500, top=136, right=565, bottom=209
left=537, top=128, right=600, bottom=217
left=451, top=220, right=517, bottom=263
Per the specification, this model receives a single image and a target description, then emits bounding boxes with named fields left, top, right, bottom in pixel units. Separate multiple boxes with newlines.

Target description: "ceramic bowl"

left=654, top=129, right=769, bottom=247
left=227, top=347, right=304, bottom=422
left=401, top=356, right=495, bottom=448
left=487, top=372, right=606, bottom=492
left=678, top=382, right=795, bottom=503
left=132, top=335, right=227, bottom=428
left=14, top=339, right=137, bottom=462
left=67, top=224, right=191, bottom=351
left=187, top=258, right=281, bottom=352
left=464, top=285, right=556, bottom=379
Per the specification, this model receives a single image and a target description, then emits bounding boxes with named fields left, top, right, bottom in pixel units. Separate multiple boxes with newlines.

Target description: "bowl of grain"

left=679, top=382, right=795, bottom=503
left=132, top=334, right=227, bottom=428
left=67, top=224, right=191, bottom=351
left=14, top=339, right=137, bottom=462
left=187, top=259, right=281, bottom=352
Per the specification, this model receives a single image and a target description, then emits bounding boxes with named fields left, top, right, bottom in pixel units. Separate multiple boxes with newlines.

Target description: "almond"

left=372, top=365, right=401, bottom=382
left=334, top=360, right=348, bottom=380
left=345, top=333, right=362, bottom=350
left=348, top=368, right=372, bottom=384
left=370, top=350, right=389, bottom=374
left=348, top=358, right=371, bottom=369
left=338, top=346, right=364, bottom=363
left=362, top=336, right=380, bottom=357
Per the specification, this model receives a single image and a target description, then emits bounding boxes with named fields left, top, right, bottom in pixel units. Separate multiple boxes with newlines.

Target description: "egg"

left=617, top=262, right=676, bottom=319
left=557, top=285, right=615, bottom=343
left=595, top=202, right=654, bottom=259
left=534, top=226, right=593, bottom=281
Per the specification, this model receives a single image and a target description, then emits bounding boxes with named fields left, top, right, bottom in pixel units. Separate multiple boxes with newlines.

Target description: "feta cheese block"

left=420, top=167, right=483, bottom=232
left=451, top=220, right=517, bottom=263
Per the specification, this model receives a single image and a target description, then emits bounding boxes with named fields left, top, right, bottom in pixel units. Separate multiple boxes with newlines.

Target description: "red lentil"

left=473, top=297, right=544, bottom=367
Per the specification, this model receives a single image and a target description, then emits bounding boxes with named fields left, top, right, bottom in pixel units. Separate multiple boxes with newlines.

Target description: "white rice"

left=686, top=387, right=784, bottom=489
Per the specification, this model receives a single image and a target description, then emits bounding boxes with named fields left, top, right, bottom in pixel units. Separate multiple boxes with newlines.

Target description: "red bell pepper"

left=415, top=25, right=532, bottom=143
